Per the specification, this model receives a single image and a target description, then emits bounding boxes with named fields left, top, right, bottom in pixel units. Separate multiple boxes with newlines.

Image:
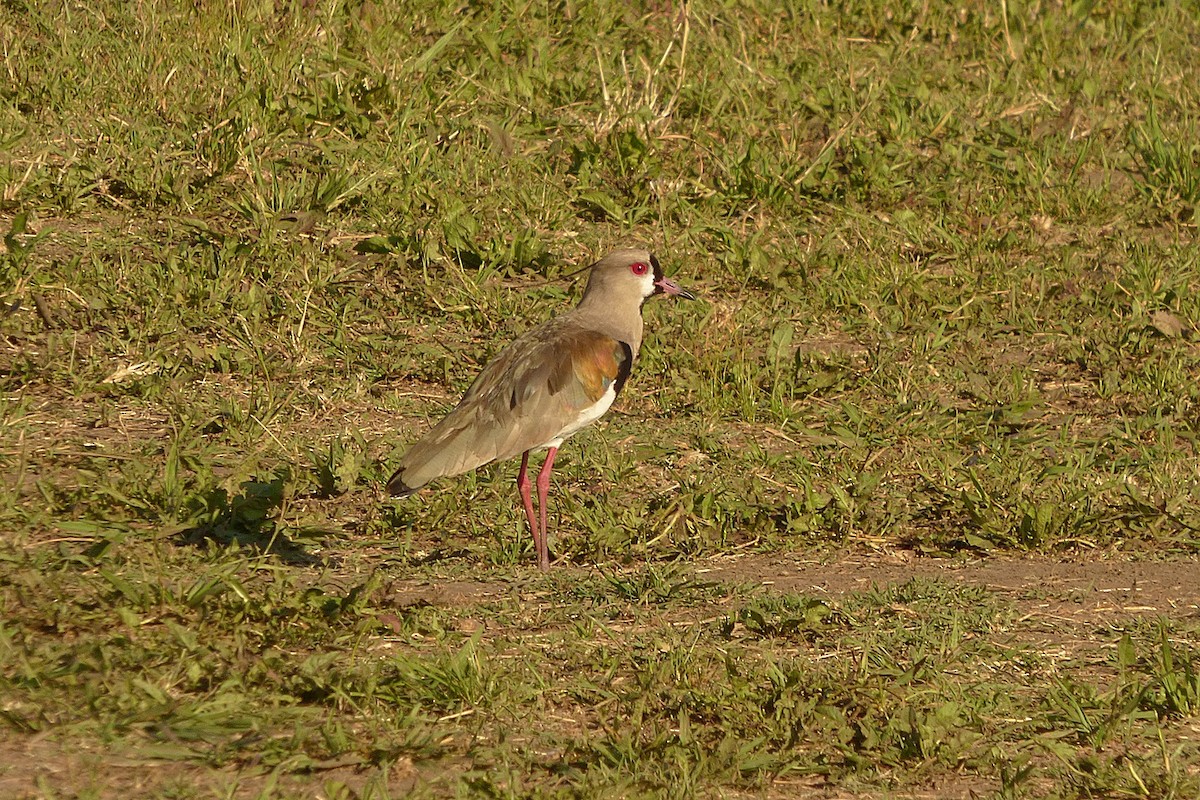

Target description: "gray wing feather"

left=387, top=319, right=625, bottom=494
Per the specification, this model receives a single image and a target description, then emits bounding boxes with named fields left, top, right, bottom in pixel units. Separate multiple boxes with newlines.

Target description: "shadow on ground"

left=178, top=470, right=324, bottom=565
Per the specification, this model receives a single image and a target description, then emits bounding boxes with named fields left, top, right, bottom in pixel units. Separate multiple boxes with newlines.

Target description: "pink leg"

left=516, top=451, right=542, bottom=565
left=535, top=447, right=558, bottom=572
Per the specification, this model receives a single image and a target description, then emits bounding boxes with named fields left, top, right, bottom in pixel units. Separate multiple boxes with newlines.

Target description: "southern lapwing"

left=387, top=248, right=695, bottom=570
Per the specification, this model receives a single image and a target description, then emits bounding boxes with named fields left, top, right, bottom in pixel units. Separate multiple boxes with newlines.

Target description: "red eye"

left=630, top=262, right=648, bottom=275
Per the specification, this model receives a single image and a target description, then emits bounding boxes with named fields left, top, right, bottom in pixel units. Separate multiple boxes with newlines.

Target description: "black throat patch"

left=614, top=341, right=634, bottom=395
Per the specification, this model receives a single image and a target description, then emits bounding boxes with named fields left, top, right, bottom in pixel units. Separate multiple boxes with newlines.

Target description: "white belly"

left=541, top=384, right=618, bottom=449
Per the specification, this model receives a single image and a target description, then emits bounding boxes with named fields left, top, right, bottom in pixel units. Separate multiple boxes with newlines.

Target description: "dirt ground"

left=3, top=551, right=1198, bottom=800
left=387, top=549, right=1200, bottom=626
left=704, top=550, right=1200, bottom=619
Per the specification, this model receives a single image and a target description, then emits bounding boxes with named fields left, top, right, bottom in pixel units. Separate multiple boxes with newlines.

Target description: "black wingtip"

left=386, top=470, right=418, bottom=498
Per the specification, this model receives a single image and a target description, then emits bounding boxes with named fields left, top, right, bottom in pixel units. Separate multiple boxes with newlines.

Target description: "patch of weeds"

left=1129, top=104, right=1200, bottom=216
left=180, top=468, right=308, bottom=557
left=308, top=431, right=371, bottom=498
left=600, top=563, right=717, bottom=606
left=1127, top=626, right=1200, bottom=719
left=381, top=635, right=505, bottom=714
left=730, top=593, right=838, bottom=641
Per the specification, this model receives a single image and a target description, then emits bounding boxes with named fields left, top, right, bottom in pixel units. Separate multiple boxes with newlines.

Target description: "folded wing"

left=387, top=321, right=631, bottom=496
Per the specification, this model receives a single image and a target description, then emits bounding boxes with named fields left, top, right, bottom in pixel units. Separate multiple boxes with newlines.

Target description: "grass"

left=3, top=0, right=1200, bottom=796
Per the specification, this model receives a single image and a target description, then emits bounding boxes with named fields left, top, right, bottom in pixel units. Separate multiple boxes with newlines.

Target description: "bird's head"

left=582, top=248, right=696, bottom=306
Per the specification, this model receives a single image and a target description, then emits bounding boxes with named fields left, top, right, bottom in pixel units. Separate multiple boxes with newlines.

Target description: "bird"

left=387, top=248, right=695, bottom=570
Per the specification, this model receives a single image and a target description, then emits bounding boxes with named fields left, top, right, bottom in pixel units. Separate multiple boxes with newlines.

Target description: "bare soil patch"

left=387, top=550, right=1200, bottom=627
left=700, top=550, right=1200, bottom=619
